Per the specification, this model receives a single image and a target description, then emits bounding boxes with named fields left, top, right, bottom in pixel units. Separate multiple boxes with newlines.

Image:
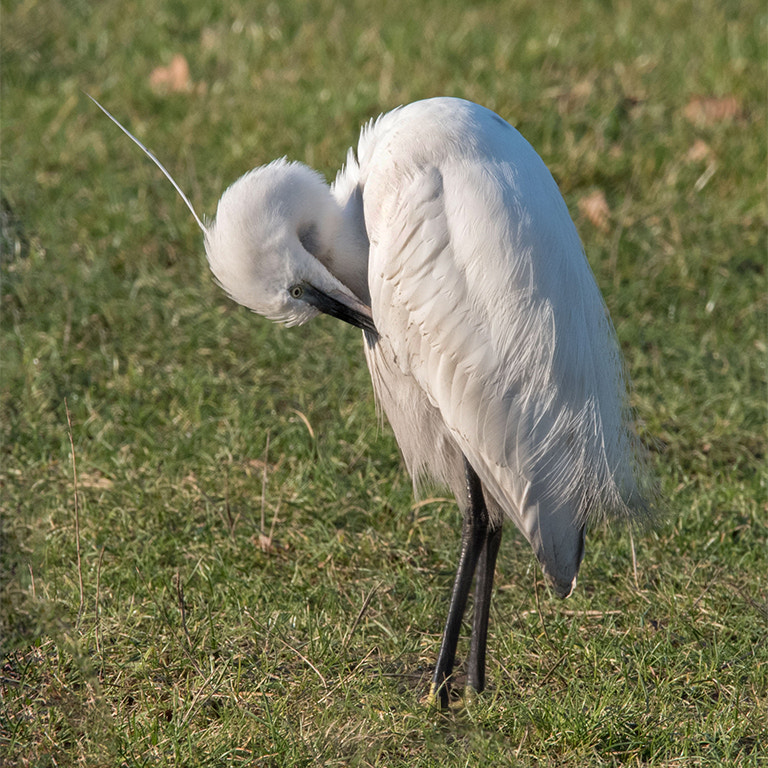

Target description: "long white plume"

left=87, top=94, right=208, bottom=235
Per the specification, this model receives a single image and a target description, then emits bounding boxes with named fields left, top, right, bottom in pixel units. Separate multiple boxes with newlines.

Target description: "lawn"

left=1, top=0, right=766, bottom=765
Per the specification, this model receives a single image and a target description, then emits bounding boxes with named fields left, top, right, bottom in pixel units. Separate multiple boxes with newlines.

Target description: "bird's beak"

left=301, top=284, right=378, bottom=337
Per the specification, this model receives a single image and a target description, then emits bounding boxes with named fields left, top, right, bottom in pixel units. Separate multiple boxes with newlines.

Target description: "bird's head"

left=205, top=159, right=375, bottom=333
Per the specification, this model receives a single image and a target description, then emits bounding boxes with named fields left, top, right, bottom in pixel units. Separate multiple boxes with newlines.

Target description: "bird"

left=92, top=95, right=648, bottom=708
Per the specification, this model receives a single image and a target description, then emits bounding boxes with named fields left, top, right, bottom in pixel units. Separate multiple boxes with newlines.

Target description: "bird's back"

left=338, top=98, right=645, bottom=595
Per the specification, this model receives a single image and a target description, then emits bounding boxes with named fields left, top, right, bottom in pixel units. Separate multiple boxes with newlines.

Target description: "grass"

left=1, top=0, right=766, bottom=764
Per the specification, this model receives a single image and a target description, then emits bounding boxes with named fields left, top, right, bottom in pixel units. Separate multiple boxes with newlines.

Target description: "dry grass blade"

left=280, top=639, right=328, bottom=689
left=179, top=664, right=230, bottom=729
left=342, top=582, right=381, bottom=649
left=65, top=399, right=85, bottom=628
left=95, top=545, right=105, bottom=655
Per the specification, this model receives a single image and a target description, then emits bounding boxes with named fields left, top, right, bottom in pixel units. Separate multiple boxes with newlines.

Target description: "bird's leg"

left=466, top=523, right=502, bottom=694
left=428, top=459, right=488, bottom=708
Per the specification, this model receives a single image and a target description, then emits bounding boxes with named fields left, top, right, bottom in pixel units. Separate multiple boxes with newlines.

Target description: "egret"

left=93, top=96, right=648, bottom=707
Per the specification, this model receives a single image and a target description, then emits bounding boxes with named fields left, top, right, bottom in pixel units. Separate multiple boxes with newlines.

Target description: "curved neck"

left=318, top=185, right=370, bottom=305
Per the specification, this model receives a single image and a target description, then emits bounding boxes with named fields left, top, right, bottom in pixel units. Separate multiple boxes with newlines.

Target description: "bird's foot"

left=461, top=685, right=480, bottom=708
left=423, top=682, right=448, bottom=709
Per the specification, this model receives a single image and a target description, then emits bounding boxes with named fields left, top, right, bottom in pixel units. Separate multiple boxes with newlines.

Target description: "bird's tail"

left=520, top=480, right=586, bottom=598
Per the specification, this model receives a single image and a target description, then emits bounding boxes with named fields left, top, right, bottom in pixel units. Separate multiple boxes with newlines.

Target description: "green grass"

left=1, top=0, right=766, bottom=765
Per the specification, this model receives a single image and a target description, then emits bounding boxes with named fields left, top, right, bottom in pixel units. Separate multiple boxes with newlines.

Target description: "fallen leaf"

left=79, top=471, right=113, bottom=490
left=182, top=472, right=201, bottom=492
left=149, top=54, right=192, bottom=93
left=687, top=139, right=712, bottom=162
left=683, top=95, right=741, bottom=126
left=578, top=189, right=611, bottom=232
left=571, top=78, right=594, bottom=100
left=246, top=457, right=281, bottom=474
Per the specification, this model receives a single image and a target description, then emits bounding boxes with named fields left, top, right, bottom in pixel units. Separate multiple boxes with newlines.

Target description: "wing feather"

left=361, top=102, right=642, bottom=593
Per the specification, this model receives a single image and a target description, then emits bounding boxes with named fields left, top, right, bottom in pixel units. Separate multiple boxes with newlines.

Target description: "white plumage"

left=349, top=101, right=642, bottom=590
left=93, top=95, right=648, bottom=707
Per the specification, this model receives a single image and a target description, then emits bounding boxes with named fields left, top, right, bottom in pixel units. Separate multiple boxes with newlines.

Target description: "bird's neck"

left=317, top=187, right=370, bottom=305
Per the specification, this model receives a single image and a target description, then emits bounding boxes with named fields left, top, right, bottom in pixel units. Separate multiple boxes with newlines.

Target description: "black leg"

left=429, top=459, right=488, bottom=708
left=467, top=523, right=502, bottom=694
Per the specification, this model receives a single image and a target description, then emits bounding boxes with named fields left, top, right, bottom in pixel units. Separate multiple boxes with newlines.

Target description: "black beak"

left=301, top=284, right=378, bottom=338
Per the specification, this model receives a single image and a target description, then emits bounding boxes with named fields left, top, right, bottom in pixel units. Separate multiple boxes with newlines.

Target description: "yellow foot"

left=422, top=682, right=445, bottom=709
left=461, top=686, right=479, bottom=707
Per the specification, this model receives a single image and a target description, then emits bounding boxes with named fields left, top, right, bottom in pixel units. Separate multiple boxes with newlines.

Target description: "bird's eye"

left=289, top=285, right=304, bottom=299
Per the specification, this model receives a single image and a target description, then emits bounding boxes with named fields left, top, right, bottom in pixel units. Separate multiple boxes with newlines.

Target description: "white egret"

left=92, top=96, right=648, bottom=707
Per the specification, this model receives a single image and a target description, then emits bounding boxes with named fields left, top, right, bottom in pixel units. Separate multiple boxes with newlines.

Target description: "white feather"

left=340, top=98, right=645, bottom=594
